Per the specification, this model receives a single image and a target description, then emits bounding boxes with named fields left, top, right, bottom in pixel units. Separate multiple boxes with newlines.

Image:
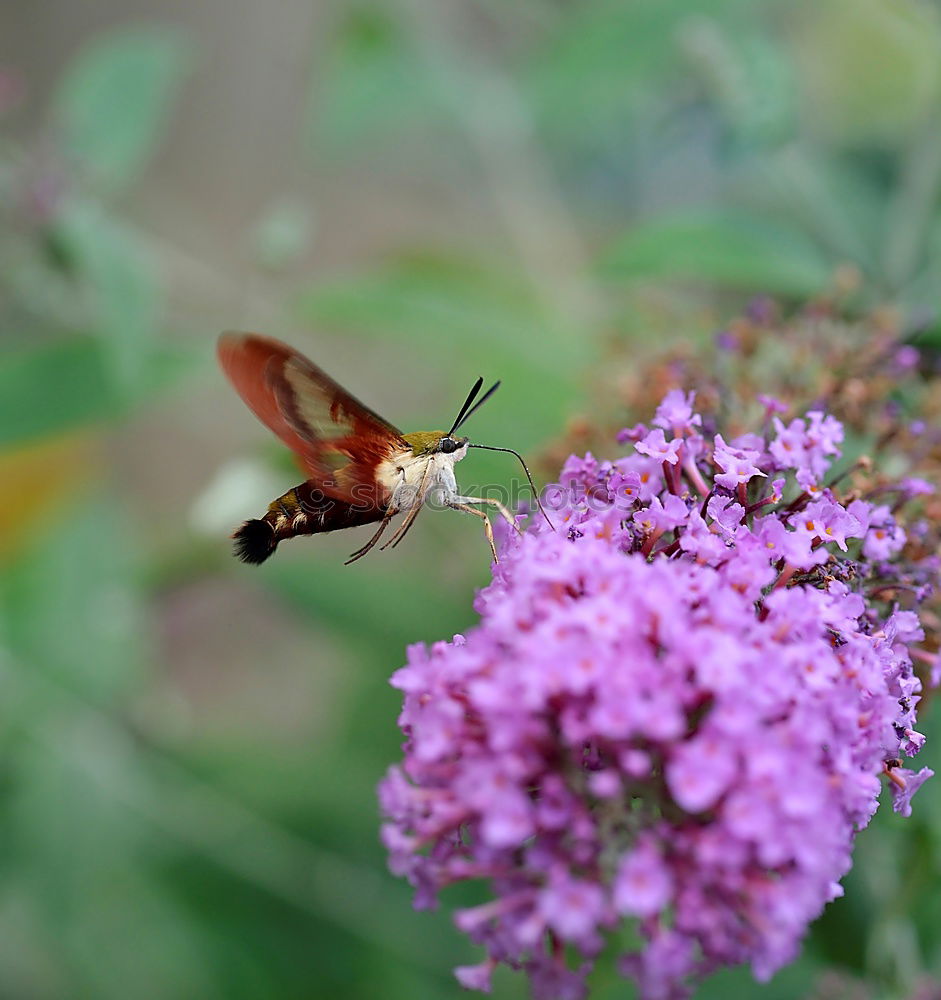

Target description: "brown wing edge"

left=217, top=332, right=321, bottom=463
left=217, top=331, right=409, bottom=504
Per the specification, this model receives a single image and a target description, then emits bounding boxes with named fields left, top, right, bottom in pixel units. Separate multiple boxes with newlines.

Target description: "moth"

left=217, top=333, right=550, bottom=565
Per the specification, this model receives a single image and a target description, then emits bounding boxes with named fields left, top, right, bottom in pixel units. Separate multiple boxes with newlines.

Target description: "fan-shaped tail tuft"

left=233, top=519, right=277, bottom=565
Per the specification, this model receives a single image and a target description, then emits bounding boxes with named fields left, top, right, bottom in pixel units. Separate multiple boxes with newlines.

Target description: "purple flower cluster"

left=379, top=391, right=936, bottom=1000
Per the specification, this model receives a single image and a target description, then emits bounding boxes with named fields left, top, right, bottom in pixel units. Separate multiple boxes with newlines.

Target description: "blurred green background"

left=2, top=1, right=941, bottom=997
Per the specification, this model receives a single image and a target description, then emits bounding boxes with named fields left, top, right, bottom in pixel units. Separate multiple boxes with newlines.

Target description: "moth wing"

left=218, top=332, right=410, bottom=507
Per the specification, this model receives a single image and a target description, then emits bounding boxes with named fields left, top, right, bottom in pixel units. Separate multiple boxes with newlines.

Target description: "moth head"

left=405, top=430, right=469, bottom=458
left=438, top=434, right=469, bottom=455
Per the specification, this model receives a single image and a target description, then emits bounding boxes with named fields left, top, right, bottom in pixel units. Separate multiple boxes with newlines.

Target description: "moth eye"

left=440, top=437, right=458, bottom=454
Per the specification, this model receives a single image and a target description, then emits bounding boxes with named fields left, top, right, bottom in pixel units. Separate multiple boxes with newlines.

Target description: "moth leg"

left=345, top=507, right=397, bottom=565
left=380, top=498, right=424, bottom=551
left=454, top=495, right=523, bottom=536
left=386, top=503, right=425, bottom=550
left=381, top=461, right=432, bottom=552
left=448, top=501, right=499, bottom=563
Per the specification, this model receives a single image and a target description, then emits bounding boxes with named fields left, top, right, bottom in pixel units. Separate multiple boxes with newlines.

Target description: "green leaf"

left=2, top=502, right=148, bottom=699
left=693, top=957, right=821, bottom=1000
left=682, top=24, right=797, bottom=148
left=0, top=338, right=115, bottom=448
left=296, top=253, right=590, bottom=446
left=525, top=0, right=751, bottom=150
left=1, top=720, right=223, bottom=1000
left=525, top=0, right=686, bottom=146
left=301, top=253, right=580, bottom=365
left=908, top=319, right=941, bottom=351
left=0, top=336, right=197, bottom=450
left=310, top=6, right=443, bottom=153
left=55, top=199, right=159, bottom=394
left=738, top=149, right=884, bottom=276
left=53, top=25, right=191, bottom=189
left=602, top=209, right=833, bottom=297
left=899, top=211, right=941, bottom=308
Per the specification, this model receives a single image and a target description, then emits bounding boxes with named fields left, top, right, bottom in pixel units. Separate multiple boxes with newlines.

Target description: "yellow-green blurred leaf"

left=0, top=434, right=96, bottom=562
left=791, top=0, right=941, bottom=146
left=602, top=210, right=833, bottom=297
left=0, top=336, right=195, bottom=450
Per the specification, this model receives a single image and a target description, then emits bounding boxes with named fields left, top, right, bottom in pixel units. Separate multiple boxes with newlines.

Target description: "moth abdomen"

left=235, top=482, right=389, bottom=564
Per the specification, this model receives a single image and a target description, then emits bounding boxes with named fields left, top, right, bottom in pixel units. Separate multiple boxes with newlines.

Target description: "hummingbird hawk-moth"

left=217, top=333, right=549, bottom=565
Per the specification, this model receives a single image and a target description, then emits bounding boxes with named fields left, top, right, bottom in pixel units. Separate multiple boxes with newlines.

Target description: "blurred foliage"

left=1, top=1, right=941, bottom=998
left=310, top=0, right=941, bottom=306
left=53, top=26, right=192, bottom=191
left=601, top=209, right=833, bottom=298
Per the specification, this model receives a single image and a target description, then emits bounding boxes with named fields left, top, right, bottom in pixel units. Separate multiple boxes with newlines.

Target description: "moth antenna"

left=467, top=444, right=556, bottom=531
left=452, top=381, right=501, bottom=433
left=448, top=377, right=484, bottom=436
